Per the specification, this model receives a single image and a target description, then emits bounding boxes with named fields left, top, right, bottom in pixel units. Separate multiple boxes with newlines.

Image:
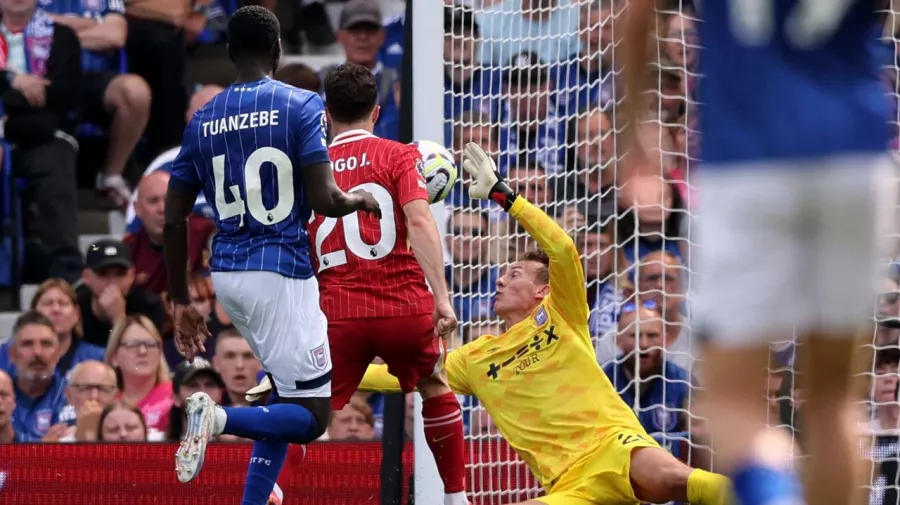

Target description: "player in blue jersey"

left=623, top=2, right=891, bottom=505
left=162, top=6, right=380, bottom=504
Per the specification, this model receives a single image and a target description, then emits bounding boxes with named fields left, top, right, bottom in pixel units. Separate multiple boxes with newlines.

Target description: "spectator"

left=767, top=370, right=786, bottom=428
left=274, top=63, right=323, bottom=93
left=476, top=0, right=580, bottom=66
left=125, top=85, right=221, bottom=233
left=444, top=5, right=501, bottom=144
left=551, top=0, right=617, bottom=117
left=97, top=400, right=147, bottom=441
left=0, top=278, right=104, bottom=376
left=876, top=276, right=900, bottom=347
left=327, top=394, right=376, bottom=441
left=870, top=348, right=900, bottom=432
left=8, top=312, right=67, bottom=442
left=166, top=358, right=226, bottom=442
left=0, top=0, right=83, bottom=283
left=448, top=110, right=498, bottom=208
left=0, top=370, right=18, bottom=443
left=104, top=315, right=172, bottom=433
left=122, top=0, right=189, bottom=160
left=324, top=0, right=397, bottom=127
left=498, top=52, right=566, bottom=175
left=212, top=327, right=262, bottom=407
left=78, top=239, right=167, bottom=348
left=445, top=208, right=498, bottom=322
left=461, top=317, right=504, bottom=345
left=603, top=300, right=693, bottom=438
left=663, top=11, right=698, bottom=79
left=57, top=360, right=118, bottom=442
left=578, top=223, right=626, bottom=340
left=124, top=170, right=215, bottom=298
left=45, top=0, right=151, bottom=212
left=617, top=175, right=687, bottom=265
left=557, top=106, right=617, bottom=223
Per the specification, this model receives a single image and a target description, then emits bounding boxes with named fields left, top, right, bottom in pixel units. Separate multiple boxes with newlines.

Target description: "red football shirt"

left=310, top=129, right=433, bottom=320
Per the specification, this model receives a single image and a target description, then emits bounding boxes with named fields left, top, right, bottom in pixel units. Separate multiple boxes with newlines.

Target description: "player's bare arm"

left=302, top=161, right=382, bottom=218
left=403, top=199, right=457, bottom=338
left=163, top=182, right=211, bottom=361
left=620, top=0, right=663, bottom=181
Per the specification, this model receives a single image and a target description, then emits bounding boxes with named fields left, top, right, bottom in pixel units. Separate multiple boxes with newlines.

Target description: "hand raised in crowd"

left=97, top=285, right=127, bottom=322
left=11, top=73, right=49, bottom=108
left=556, top=206, right=585, bottom=233
left=172, top=303, right=210, bottom=363
left=41, top=422, right=70, bottom=443
left=74, top=400, right=104, bottom=442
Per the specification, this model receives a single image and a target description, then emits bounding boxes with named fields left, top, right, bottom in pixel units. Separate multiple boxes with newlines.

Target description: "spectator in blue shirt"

left=552, top=0, right=616, bottom=118
left=556, top=106, right=618, bottom=224
left=577, top=223, right=625, bottom=340
left=617, top=175, right=687, bottom=265
left=378, top=11, right=404, bottom=71
left=497, top=52, right=567, bottom=175
left=44, top=0, right=151, bottom=212
left=445, top=208, right=498, bottom=323
left=0, top=370, right=20, bottom=443
left=322, top=0, right=397, bottom=137
left=8, top=311, right=68, bottom=442
left=603, top=300, right=693, bottom=448
left=444, top=5, right=502, bottom=145
left=447, top=109, right=499, bottom=209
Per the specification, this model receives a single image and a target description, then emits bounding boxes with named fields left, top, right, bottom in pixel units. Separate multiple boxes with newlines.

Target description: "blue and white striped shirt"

left=169, top=78, right=330, bottom=279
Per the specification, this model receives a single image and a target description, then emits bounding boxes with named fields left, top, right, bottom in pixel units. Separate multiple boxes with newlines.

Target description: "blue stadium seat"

left=0, top=141, right=24, bottom=290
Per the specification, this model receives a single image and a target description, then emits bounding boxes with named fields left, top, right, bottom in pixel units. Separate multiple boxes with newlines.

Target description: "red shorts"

left=329, top=314, right=441, bottom=410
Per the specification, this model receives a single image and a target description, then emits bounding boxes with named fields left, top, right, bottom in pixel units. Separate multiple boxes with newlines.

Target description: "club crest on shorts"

left=534, top=306, right=548, bottom=326
left=310, top=344, right=328, bottom=371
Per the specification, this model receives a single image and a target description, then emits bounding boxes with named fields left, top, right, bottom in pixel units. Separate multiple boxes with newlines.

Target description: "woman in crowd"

left=105, top=315, right=172, bottom=434
left=97, top=401, right=148, bottom=442
left=0, top=279, right=106, bottom=376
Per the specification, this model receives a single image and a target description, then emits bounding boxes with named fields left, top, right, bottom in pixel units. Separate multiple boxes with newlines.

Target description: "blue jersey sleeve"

left=169, top=119, right=203, bottom=195
left=294, top=94, right=331, bottom=168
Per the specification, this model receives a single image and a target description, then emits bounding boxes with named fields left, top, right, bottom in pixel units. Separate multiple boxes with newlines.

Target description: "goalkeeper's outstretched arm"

left=461, top=143, right=589, bottom=326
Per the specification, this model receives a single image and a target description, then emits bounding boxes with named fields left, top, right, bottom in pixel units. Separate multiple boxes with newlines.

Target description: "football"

left=412, top=140, right=458, bottom=204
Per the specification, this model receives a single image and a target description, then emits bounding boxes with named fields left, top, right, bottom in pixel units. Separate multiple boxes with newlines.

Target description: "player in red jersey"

left=310, top=63, right=468, bottom=505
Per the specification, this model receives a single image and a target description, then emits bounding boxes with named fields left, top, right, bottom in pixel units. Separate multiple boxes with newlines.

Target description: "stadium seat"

left=19, top=284, right=37, bottom=311
left=0, top=311, right=20, bottom=342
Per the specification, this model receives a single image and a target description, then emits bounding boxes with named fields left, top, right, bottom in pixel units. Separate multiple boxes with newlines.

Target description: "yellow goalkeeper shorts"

left=535, top=427, right=660, bottom=505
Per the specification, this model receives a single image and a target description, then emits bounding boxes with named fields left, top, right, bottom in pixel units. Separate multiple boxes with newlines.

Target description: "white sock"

left=444, top=491, right=468, bottom=505
left=213, top=406, right=227, bottom=435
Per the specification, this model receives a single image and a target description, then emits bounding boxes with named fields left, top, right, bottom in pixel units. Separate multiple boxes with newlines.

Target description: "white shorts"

left=692, top=153, right=896, bottom=347
left=211, top=271, right=331, bottom=398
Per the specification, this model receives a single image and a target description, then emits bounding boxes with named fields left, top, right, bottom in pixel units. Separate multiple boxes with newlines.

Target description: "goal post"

left=411, top=1, right=448, bottom=504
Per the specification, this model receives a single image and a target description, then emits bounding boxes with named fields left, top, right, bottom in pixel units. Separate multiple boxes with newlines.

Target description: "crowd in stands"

left=1, top=2, right=899, bottom=498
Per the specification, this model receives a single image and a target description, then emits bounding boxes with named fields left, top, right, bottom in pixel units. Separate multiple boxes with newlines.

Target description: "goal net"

left=422, top=1, right=900, bottom=504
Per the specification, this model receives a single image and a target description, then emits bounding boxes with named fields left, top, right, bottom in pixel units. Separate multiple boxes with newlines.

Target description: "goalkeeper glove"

left=462, top=142, right=518, bottom=211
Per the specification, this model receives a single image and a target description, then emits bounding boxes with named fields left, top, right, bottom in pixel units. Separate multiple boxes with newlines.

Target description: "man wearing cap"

left=78, top=239, right=167, bottom=348
left=497, top=51, right=566, bottom=175
left=321, top=0, right=397, bottom=136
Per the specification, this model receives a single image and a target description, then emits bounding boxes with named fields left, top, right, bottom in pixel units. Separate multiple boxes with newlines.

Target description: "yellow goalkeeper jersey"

left=360, top=197, right=647, bottom=491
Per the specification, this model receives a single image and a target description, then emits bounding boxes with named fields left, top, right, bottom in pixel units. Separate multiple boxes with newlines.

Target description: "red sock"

left=422, top=392, right=466, bottom=494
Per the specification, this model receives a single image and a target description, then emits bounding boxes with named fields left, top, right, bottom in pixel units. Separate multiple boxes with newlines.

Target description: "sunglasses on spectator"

left=71, top=383, right=117, bottom=395
left=882, top=291, right=899, bottom=305
left=452, top=227, right=482, bottom=237
left=119, top=340, right=161, bottom=351
left=616, top=299, right=658, bottom=322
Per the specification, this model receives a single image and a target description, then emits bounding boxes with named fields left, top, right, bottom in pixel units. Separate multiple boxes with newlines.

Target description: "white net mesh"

left=439, top=1, right=900, bottom=504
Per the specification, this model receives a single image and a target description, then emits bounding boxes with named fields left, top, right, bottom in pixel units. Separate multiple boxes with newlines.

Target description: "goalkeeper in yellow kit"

left=360, top=144, right=729, bottom=505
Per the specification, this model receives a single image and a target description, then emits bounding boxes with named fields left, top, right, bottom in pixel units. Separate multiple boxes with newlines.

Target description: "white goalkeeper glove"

left=462, top=142, right=518, bottom=210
